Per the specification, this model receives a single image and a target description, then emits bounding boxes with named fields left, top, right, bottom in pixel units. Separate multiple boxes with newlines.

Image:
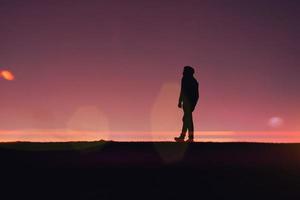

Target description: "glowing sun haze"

left=0, top=70, right=15, bottom=81
left=0, top=0, right=299, bottom=142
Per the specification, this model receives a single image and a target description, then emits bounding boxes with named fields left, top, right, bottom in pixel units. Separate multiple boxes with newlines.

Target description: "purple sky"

left=0, top=0, right=299, bottom=133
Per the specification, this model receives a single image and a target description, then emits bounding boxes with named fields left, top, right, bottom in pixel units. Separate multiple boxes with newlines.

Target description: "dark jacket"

left=179, top=75, right=199, bottom=110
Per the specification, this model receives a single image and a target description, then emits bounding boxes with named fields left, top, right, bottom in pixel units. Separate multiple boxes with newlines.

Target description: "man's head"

left=183, top=66, right=195, bottom=77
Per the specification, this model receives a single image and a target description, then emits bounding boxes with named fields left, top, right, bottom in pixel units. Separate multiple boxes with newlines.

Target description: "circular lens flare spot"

left=0, top=70, right=15, bottom=81
left=268, top=117, right=284, bottom=128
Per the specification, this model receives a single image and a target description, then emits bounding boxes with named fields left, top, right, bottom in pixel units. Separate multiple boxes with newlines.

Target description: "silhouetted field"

left=1, top=141, right=300, bottom=199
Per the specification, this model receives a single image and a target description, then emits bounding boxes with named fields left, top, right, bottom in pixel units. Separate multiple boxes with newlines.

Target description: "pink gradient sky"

left=0, top=0, right=300, bottom=141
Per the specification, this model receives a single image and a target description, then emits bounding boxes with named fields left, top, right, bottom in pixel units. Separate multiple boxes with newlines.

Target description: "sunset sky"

left=0, top=0, right=299, bottom=141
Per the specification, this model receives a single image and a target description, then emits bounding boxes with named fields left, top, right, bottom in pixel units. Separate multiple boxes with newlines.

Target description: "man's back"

left=181, top=76, right=199, bottom=108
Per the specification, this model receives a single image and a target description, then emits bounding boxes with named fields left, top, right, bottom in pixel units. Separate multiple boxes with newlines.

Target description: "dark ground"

left=1, top=141, right=300, bottom=199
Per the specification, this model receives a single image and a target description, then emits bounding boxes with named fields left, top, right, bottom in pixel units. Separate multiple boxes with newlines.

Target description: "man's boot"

left=186, top=132, right=194, bottom=142
left=174, top=134, right=185, bottom=142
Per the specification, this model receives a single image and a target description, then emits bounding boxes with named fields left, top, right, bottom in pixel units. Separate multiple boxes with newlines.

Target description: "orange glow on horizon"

left=0, top=70, right=15, bottom=81
left=0, top=130, right=300, bottom=143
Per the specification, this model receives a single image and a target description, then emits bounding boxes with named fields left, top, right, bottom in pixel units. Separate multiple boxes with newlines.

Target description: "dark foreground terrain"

left=1, top=141, right=300, bottom=199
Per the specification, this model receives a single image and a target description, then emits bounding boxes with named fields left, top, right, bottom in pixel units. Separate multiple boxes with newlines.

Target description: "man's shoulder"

left=193, top=78, right=199, bottom=84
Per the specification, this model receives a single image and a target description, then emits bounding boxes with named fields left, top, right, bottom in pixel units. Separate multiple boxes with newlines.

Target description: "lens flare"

left=268, top=117, right=284, bottom=128
left=0, top=70, right=15, bottom=81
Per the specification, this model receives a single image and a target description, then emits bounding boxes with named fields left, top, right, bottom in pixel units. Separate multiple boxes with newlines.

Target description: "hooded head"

left=183, top=66, right=195, bottom=77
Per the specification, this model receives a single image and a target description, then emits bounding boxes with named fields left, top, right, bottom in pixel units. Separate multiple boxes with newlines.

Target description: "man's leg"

left=186, top=110, right=194, bottom=140
left=180, top=113, right=188, bottom=138
left=175, top=108, right=188, bottom=141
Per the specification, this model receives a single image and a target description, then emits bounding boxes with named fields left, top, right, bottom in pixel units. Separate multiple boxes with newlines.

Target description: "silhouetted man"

left=175, top=66, right=199, bottom=142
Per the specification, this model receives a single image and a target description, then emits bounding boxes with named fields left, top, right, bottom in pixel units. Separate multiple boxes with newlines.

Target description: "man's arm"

left=195, top=82, right=199, bottom=104
left=178, top=79, right=183, bottom=108
left=192, top=82, right=199, bottom=111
